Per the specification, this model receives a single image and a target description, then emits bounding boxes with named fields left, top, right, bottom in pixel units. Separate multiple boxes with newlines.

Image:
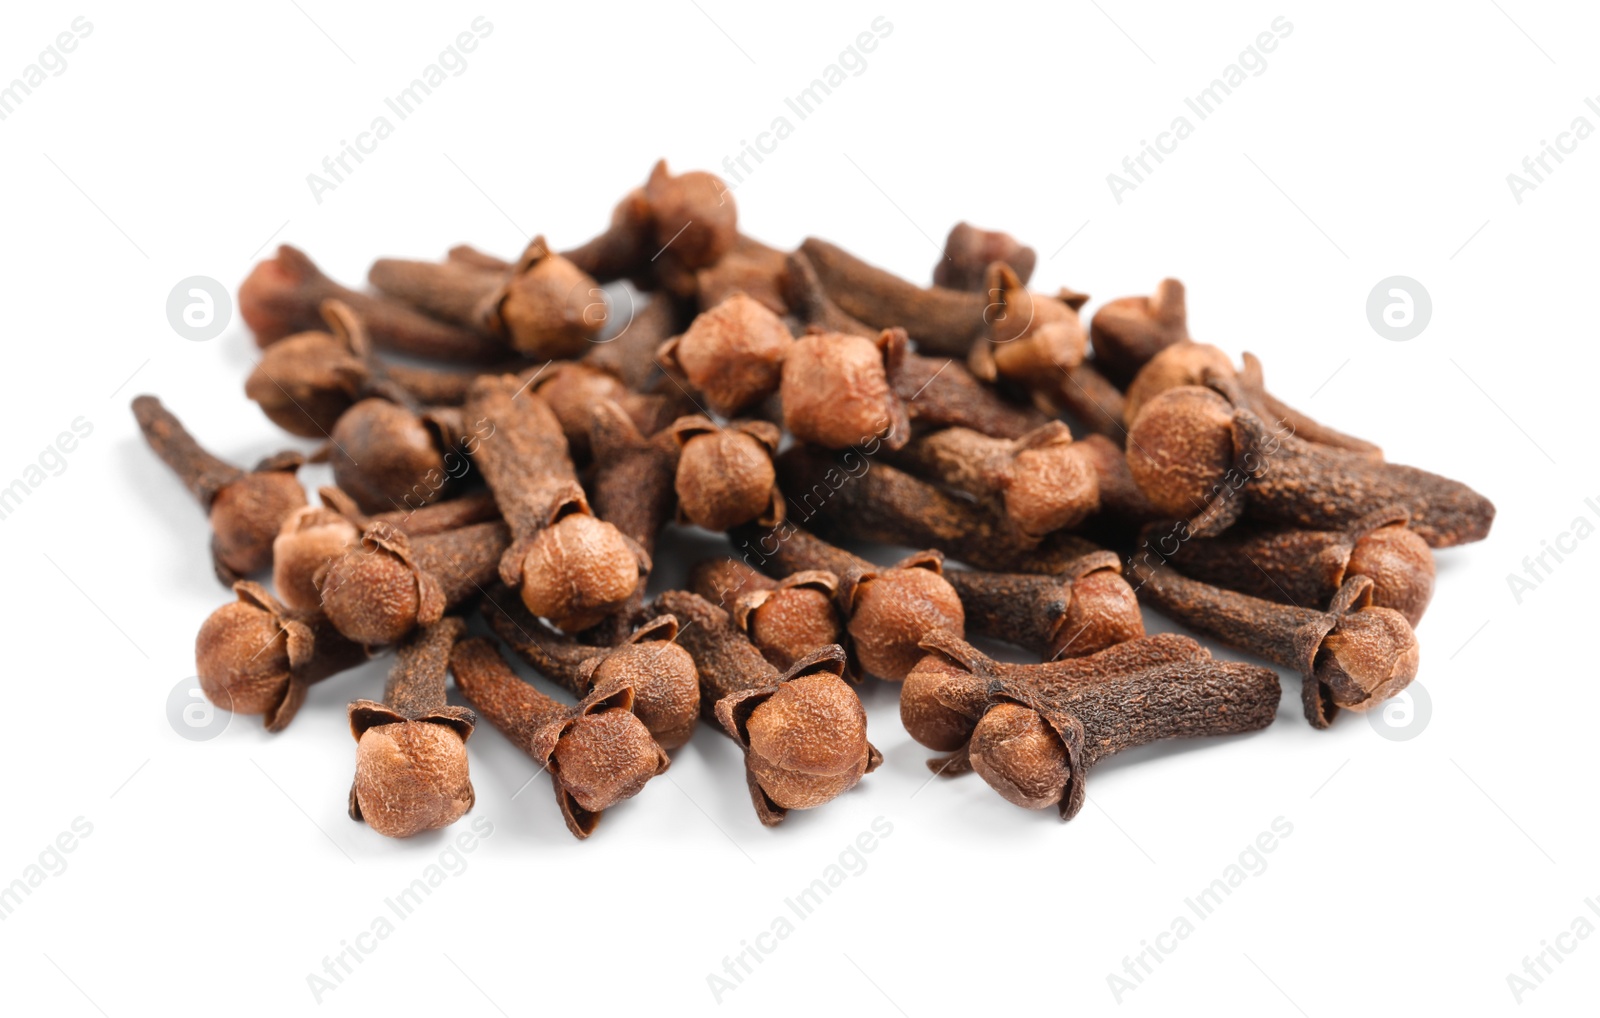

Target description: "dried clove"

left=672, top=416, right=782, bottom=531
left=966, top=264, right=1087, bottom=386
left=697, top=234, right=789, bottom=314
left=891, top=351, right=1053, bottom=439
left=1128, top=557, right=1419, bottom=728
left=688, top=558, right=848, bottom=675
left=195, top=581, right=368, bottom=731
left=799, top=237, right=989, bottom=355
left=132, top=395, right=307, bottom=584
left=1087, top=277, right=1190, bottom=387
left=1125, top=385, right=1495, bottom=547
left=653, top=590, right=880, bottom=824
left=240, top=245, right=506, bottom=362
left=907, top=630, right=1279, bottom=817
left=563, top=161, right=737, bottom=294
left=1142, top=508, right=1435, bottom=626
left=932, top=222, right=1036, bottom=292
left=464, top=375, right=645, bottom=631
left=729, top=522, right=964, bottom=681
left=533, top=360, right=680, bottom=464
left=656, top=292, right=794, bottom=418
left=348, top=617, right=476, bottom=838
left=891, top=422, right=1099, bottom=540
left=450, top=637, right=669, bottom=839
left=944, top=550, right=1144, bottom=661
left=482, top=590, right=700, bottom=750
left=327, top=398, right=469, bottom=514
left=318, top=520, right=511, bottom=646
left=780, top=328, right=910, bottom=451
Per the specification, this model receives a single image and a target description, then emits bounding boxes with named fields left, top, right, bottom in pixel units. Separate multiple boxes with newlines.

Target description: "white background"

left=0, top=2, right=1595, bottom=1015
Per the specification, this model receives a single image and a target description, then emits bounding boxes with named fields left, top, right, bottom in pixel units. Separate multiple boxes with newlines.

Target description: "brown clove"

left=348, top=617, right=476, bottom=838
left=799, top=237, right=989, bottom=355
left=932, top=222, right=1036, bottom=292
left=780, top=328, right=910, bottom=451
left=656, top=292, right=794, bottom=418
left=327, top=399, right=471, bottom=515
left=944, top=550, right=1144, bottom=661
left=672, top=416, right=783, bottom=531
left=688, top=558, right=848, bottom=675
left=1087, top=278, right=1190, bottom=387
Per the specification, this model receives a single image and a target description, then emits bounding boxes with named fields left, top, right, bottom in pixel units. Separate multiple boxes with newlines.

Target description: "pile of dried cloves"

left=135, top=160, right=1494, bottom=838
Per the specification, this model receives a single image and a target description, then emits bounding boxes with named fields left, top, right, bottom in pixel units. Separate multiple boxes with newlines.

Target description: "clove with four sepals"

left=904, top=630, right=1280, bottom=817
left=965, top=263, right=1088, bottom=388
left=653, top=591, right=881, bottom=825
left=688, top=558, right=849, bottom=675
left=1126, top=385, right=1495, bottom=547
left=672, top=416, right=783, bottom=532
left=780, top=327, right=910, bottom=451
left=481, top=587, right=700, bottom=751
left=656, top=292, right=794, bottom=418
left=1141, top=508, right=1435, bottom=626
left=318, top=520, right=511, bottom=646
left=932, top=221, right=1037, bottom=292
left=132, top=394, right=307, bottom=584
left=327, top=397, right=476, bottom=515
left=450, top=637, right=669, bottom=839
left=464, top=374, right=646, bottom=632
left=1087, top=277, right=1190, bottom=387
left=729, top=522, right=964, bottom=681
left=891, top=422, right=1099, bottom=541
left=1128, top=556, right=1419, bottom=729
left=195, top=581, right=368, bottom=732
left=348, top=617, right=477, bottom=838
left=240, top=245, right=507, bottom=362
left=944, top=550, right=1145, bottom=661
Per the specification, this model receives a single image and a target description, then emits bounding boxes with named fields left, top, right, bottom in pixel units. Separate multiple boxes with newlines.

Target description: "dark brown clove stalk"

left=1126, top=385, right=1495, bottom=547
left=327, top=398, right=467, bottom=515
left=450, top=637, right=669, bottom=839
left=246, top=299, right=494, bottom=439
left=132, top=395, right=307, bottom=584
left=653, top=591, right=880, bottom=825
left=239, top=245, right=507, bottom=362
left=481, top=589, right=700, bottom=750
left=780, top=250, right=878, bottom=337
left=697, top=234, right=789, bottom=314
left=672, top=417, right=782, bottom=531
left=775, top=446, right=1101, bottom=573
left=944, top=551, right=1144, bottom=661
left=348, top=617, right=477, bottom=838
left=465, top=375, right=645, bottom=632
left=799, top=237, right=989, bottom=355
left=371, top=237, right=608, bottom=359
left=1088, top=278, right=1190, bottom=387
left=1142, top=509, right=1435, bottom=626
left=780, top=328, right=910, bottom=451
left=688, top=558, right=848, bottom=675
left=656, top=292, right=795, bottom=418
left=906, top=631, right=1280, bottom=817
left=729, top=522, right=965, bottom=682
left=966, top=264, right=1088, bottom=387
left=1039, top=359, right=1130, bottom=440
left=1124, top=342, right=1381, bottom=458
left=195, top=581, right=368, bottom=731
left=932, top=222, right=1036, bottom=292
left=272, top=489, right=500, bottom=613
left=891, top=422, right=1099, bottom=540
left=1128, top=557, right=1418, bottom=729
left=318, top=520, right=511, bottom=646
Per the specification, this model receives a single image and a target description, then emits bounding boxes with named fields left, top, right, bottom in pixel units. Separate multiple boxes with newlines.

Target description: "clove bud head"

left=494, top=240, right=606, bottom=358
left=742, top=584, right=844, bottom=673
left=209, top=471, right=309, bottom=577
left=553, top=708, right=663, bottom=813
left=781, top=331, right=901, bottom=450
left=195, top=598, right=294, bottom=716
left=659, top=293, right=793, bottom=417
left=967, top=703, right=1071, bottom=811
left=329, top=399, right=450, bottom=514
left=516, top=514, right=640, bottom=632
left=900, top=652, right=980, bottom=751
left=743, top=673, right=872, bottom=810
left=1314, top=607, right=1420, bottom=710
left=645, top=161, right=737, bottom=269
left=587, top=640, right=701, bottom=751
left=1125, top=385, right=1237, bottom=519
left=1003, top=440, right=1099, bottom=540
left=1053, top=569, right=1146, bottom=659
left=675, top=424, right=778, bottom=532
left=1347, top=524, right=1435, bottom=627
left=273, top=506, right=360, bottom=613
left=845, top=562, right=965, bottom=681
left=1088, top=277, right=1189, bottom=384
left=1123, top=341, right=1236, bottom=427
left=352, top=721, right=473, bottom=838
left=245, top=330, right=365, bottom=438
left=318, top=531, right=438, bottom=646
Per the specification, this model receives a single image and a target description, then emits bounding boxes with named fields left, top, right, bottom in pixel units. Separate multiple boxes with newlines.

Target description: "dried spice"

left=348, top=617, right=476, bottom=838
left=195, top=581, right=368, bottom=731
left=799, top=237, right=989, bottom=355
left=729, top=522, right=964, bottom=681
left=533, top=360, right=678, bottom=464
left=240, top=245, right=506, bottom=362
left=697, top=234, right=789, bottom=314
left=1041, top=359, right=1129, bottom=440
left=1142, top=508, right=1435, bottom=625
left=1126, top=385, right=1495, bottom=547
left=464, top=375, right=645, bottom=631
left=909, top=630, right=1279, bottom=816
left=966, top=264, right=1087, bottom=385
left=481, top=591, right=700, bottom=750
left=1129, top=557, right=1418, bottom=728
left=657, top=292, right=794, bottom=418
left=891, top=422, right=1099, bottom=540
left=563, top=160, right=737, bottom=295
left=944, top=551, right=1144, bottom=660
left=672, top=416, right=782, bottom=531
left=132, top=395, right=306, bottom=583
left=450, top=637, right=669, bottom=839
left=688, top=558, right=848, bottom=674
left=932, top=221, right=1036, bottom=292
left=891, top=350, right=1053, bottom=439
left=653, top=591, right=880, bottom=825
left=328, top=398, right=466, bottom=514
left=318, top=520, right=511, bottom=645
left=1087, top=277, right=1190, bottom=387
left=780, top=328, right=910, bottom=451
left=582, top=293, right=686, bottom=392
